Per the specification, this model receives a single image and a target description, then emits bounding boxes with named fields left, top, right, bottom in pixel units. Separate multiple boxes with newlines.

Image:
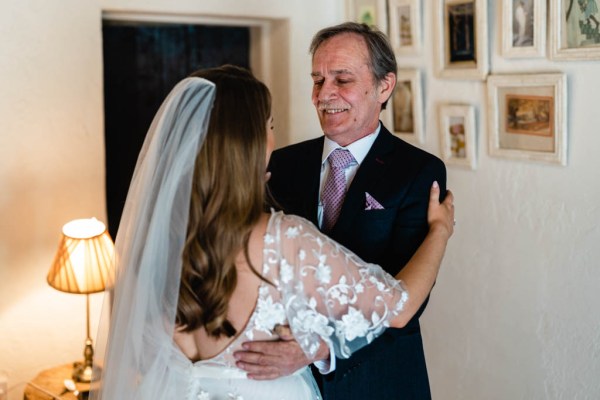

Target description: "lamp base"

left=72, top=361, right=94, bottom=383
left=72, top=362, right=102, bottom=384
left=73, top=337, right=100, bottom=383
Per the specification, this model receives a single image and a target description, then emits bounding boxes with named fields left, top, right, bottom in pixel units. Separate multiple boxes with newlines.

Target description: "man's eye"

left=313, top=80, right=324, bottom=86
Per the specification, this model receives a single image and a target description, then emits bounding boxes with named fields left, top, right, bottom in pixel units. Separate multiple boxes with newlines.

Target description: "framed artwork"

left=434, top=0, right=488, bottom=80
left=550, top=0, right=600, bottom=60
left=347, top=0, right=388, bottom=34
left=388, top=0, right=422, bottom=55
left=502, top=0, right=546, bottom=58
left=384, top=68, right=424, bottom=143
left=438, top=104, right=477, bottom=169
left=487, top=73, right=567, bottom=166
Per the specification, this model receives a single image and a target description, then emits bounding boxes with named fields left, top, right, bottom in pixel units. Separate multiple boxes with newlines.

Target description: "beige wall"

left=2, top=1, right=600, bottom=399
left=417, top=2, right=600, bottom=399
left=0, top=1, right=339, bottom=398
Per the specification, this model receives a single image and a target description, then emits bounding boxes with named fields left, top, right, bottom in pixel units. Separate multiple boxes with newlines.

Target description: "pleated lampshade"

left=47, top=218, right=114, bottom=294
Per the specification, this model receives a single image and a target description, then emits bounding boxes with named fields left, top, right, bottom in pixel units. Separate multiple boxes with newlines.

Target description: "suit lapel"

left=331, top=127, right=395, bottom=236
left=297, top=138, right=324, bottom=226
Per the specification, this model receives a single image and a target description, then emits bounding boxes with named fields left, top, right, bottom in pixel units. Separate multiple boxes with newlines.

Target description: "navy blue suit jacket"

left=267, top=125, right=446, bottom=399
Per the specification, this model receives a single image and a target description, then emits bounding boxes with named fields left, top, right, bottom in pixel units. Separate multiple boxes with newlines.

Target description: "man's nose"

left=318, top=80, right=337, bottom=101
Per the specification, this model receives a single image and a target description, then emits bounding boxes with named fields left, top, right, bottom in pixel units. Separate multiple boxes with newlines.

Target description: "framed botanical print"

left=550, top=0, right=600, bottom=60
left=487, top=73, right=567, bottom=165
left=438, top=104, right=477, bottom=169
left=434, top=0, right=488, bottom=80
left=502, top=0, right=546, bottom=58
left=384, top=68, right=423, bottom=143
left=388, top=0, right=422, bottom=55
left=347, top=0, right=388, bottom=34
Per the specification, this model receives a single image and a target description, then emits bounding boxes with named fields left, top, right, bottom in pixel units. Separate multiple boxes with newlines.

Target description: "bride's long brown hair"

left=176, top=65, right=272, bottom=337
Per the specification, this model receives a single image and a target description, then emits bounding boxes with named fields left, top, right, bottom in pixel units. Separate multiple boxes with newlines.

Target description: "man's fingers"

left=234, top=350, right=273, bottom=366
left=274, top=324, right=294, bottom=340
left=240, top=340, right=290, bottom=354
left=234, top=338, right=313, bottom=378
left=235, top=361, right=280, bottom=380
left=248, top=372, right=280, bottom=381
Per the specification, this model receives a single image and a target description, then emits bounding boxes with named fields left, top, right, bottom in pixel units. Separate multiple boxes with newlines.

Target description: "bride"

left=90, top=65, right=454, bottom=400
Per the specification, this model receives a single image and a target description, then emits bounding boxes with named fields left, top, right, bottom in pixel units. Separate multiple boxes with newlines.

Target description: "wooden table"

left=24, top=364, right=90, bottom=400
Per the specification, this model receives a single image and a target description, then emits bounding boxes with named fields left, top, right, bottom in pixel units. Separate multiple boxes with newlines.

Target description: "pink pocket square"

left=365, top=192, right=384, bottom=210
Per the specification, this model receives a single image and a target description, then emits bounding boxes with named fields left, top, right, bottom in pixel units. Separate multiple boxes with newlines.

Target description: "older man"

left=235, top=22, right=447, bottom=399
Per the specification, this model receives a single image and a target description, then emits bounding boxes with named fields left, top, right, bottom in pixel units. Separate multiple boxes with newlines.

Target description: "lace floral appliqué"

left=264, top=212, right=409, bottom=360
left=253, top=286, right=286, bottom=333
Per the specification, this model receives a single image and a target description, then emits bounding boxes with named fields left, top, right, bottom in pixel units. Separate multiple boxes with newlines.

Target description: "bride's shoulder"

left=270, top=210, right=316, bottom=228
left=267, top=210, right=321, bottom=238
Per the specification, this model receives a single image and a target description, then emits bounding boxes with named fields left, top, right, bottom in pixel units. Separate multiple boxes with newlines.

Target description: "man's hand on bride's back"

left=233, top=325, right=329, bottom=380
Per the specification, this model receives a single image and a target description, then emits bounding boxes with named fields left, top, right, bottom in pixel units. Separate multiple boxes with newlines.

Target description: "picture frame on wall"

left=502, top=0, right=546, bottom=58
left=438, top=104, right=477, bottom=169
left=487, top=73, right=567, bottom=166
left=550, top=0, right=600, bottom=60
left=347, top=0, right=388, bottom=34
left=388, top=0, right=422, bottom=55
left=384, top=68, right=424, bottom=143
left=434, top=0, right=488, bottom=80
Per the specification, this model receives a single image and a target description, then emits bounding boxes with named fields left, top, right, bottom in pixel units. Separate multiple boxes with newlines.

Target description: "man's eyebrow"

left=310, top=69, right=353, bottom=78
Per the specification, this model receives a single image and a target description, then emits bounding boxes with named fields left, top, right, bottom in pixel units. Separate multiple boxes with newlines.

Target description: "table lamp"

left=47, top=217, right=114, bottom=383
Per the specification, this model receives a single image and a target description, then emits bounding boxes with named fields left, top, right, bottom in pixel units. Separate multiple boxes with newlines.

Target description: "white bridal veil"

left=90, top=78, right=216, bottom=400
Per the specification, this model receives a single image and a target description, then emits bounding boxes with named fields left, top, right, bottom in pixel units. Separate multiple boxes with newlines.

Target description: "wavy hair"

left=176, top=65, right=272, bottom=337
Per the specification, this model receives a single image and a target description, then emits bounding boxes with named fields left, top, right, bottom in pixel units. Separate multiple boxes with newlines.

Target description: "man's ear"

left=377, top=72, right=397, bottom=105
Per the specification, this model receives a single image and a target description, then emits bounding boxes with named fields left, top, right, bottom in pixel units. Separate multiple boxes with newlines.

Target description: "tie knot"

left=328, top=148, right=355, bottom=169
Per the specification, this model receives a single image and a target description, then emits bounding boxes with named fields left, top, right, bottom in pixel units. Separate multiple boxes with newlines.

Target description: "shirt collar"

left=321, top=123, right=381, bottom=165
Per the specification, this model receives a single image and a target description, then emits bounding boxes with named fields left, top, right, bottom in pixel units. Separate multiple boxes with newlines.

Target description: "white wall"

left=418, top=2, right=600, bottom=399
left=0, top=1, right=339, bottom=398
left=1, top=0, right=599, bottom=399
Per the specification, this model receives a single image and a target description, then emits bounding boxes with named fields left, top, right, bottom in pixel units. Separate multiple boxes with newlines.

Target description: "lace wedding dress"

left=174, top=211, right=407, bottom=400
left=91, top=77, right=407, bottom=400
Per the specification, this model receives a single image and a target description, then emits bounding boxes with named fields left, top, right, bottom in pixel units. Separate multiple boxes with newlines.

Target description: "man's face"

left=311, top=33, right=394, bottom=146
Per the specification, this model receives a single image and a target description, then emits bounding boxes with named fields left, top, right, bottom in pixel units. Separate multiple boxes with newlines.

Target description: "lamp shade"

left=47, top=218, right=114, bottom=294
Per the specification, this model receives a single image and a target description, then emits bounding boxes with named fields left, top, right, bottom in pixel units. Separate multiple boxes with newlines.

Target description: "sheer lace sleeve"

left=264, top=211, right=408, bottom=360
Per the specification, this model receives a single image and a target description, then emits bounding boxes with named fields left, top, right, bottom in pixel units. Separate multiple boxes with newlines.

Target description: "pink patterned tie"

left=322, top=148, right=355, bottom=232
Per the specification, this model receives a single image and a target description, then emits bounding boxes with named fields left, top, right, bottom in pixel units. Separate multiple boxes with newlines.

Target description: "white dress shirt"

left=317, top=124, right=381, bottom=229
left=313, top=124, right=380, bottom=375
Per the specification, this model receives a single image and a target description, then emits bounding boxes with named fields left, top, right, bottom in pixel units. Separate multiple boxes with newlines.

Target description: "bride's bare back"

left=173, top=213, right=270, bottom=361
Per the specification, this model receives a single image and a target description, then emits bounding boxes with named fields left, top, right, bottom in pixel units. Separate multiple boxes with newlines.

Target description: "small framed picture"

left=502, top=0, right=546, bottom=58
left=550, top=0, right=600, bottom=60
left=388, top=0, right=422, bottom=55
left=347, top=0, right=389, bottom=34
left=438, top=104, right=477, bottom=169
left=434, top=0, right=488, bottom=80
left=487, top=73, right=567, bottom=165
left=385, top=69, right=423, bottom=143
